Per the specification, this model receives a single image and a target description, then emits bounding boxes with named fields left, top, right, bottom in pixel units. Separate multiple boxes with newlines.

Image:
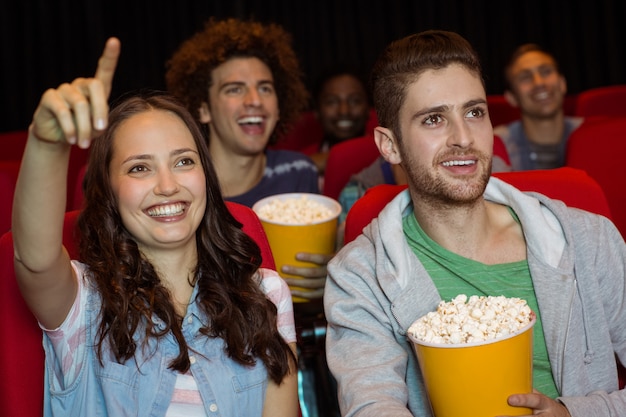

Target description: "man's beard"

left=403, top=150, right=492, bottom=209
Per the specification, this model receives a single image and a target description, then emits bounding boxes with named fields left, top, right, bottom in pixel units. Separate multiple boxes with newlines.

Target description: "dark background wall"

left=1, top=0, right=624, bottom=132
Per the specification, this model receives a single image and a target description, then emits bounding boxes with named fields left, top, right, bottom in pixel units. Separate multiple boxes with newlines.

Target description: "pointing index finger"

left=94, top=37, right=121, bottom=99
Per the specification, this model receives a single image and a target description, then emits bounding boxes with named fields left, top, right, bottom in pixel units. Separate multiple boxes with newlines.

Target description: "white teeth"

left=337, top=119, right=354, bottom=128
left=534, top=91, right=549, bottom=100
left=238, top=116, right=263, bottom=124
left=442, top=160, right=476, bottom=167
left=147, top=203, right=185, bottom=217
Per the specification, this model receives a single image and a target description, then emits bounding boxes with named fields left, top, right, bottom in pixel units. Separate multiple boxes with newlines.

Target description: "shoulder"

left=551, top=202, right=625, bottom=277
left=257, top=268, right=296, bottom=343
left=264, top=150, right=318, bottom=178
left=492, top=124, right=509, bottom=137
left=493, top=120, right=522, bottom=142
left=565, top=116, right=585, bottom=130
left=266, top=149, right=315, bottom=165
left=257, top=268, right=292, bottom=306
left=554, top=201, right=620, bottom=240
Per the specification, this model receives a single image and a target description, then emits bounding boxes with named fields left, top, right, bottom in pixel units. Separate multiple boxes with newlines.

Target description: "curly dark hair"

left=77, top=92, right=294, bottom=383
left=165, top=17, right=309, bottom=145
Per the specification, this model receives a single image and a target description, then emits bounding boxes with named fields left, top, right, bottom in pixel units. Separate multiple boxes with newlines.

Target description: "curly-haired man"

left=166, top=17, right=319, bottom=208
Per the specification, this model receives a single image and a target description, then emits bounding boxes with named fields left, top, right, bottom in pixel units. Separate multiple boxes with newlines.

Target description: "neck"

left=521, top=110, right=565, bottom=145
left=142, top=245, right=198, bottom=315
left=410, top=196, right=526, bottom=264
left=413, top=195, right=488, bottom=250
left=210, top=143, right=266, bottom=198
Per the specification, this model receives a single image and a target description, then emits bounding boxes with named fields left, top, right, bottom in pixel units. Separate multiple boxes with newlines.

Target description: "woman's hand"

left=282, top=252, right=334, bottom=300
left=31, top=37, right=120, bottom=149
left=498, top=390, right=571, bottom=417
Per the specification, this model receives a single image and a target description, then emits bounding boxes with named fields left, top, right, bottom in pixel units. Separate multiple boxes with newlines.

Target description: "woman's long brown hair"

left=77, top=92, right=294, bottom=383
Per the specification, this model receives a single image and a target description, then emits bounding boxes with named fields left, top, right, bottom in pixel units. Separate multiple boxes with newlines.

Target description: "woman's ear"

left=374, top=126, right=402, bottom=164
left=198, top=102, right=211, bottom=124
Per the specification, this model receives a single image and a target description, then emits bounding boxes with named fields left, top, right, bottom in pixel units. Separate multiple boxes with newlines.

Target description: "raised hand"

left=13, top=37, right=122, bottom=330
left=31, top=37, right=120, bottom=149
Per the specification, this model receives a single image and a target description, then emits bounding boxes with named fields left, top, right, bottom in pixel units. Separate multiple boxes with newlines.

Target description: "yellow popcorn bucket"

left=252, top=193, right=341, bottom=303
left=408, top=315, right=536, bottom=417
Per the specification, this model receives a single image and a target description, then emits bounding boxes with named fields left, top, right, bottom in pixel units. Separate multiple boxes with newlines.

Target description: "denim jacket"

left=43, top=273, right=268, bottom=416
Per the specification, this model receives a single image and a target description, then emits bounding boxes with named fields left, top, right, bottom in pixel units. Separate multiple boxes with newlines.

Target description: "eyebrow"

left=413, top=98, right=487, bottom=118
left=413, top=104, right=449, bottom=119
left=515, top=64, right=556, bottom=76
left=218, top=81, right=244, bottom=91
left=464, top=98, right=488, bottom=108
left=220, top=79, right=274, bottom=90
left=121, top=148, right=198, bottom=165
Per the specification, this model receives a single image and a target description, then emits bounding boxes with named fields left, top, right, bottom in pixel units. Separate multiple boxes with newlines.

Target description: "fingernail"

left=95, top=118, right=106, bottom=130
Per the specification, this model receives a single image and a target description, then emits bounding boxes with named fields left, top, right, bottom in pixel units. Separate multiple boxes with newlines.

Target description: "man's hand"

left=282, top=252, right=334, bottom=300
left=498, top=390, right=571, bottom=417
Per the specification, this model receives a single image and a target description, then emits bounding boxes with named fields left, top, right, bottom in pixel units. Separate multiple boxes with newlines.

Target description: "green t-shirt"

left=402, top=211, right=559, bottom=398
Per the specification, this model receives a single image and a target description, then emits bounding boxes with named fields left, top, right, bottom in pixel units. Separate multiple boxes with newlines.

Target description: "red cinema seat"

left=0, top=161, right=20, bottom=234
left=575, top=85, right=626, bottom=118
left=323, top=135, right=380, bottom=200
left=566, top=116, right=626, bottom=238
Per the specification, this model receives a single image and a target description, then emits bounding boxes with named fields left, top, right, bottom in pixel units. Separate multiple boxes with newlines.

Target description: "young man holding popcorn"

left=324, top=30, right=626, bottom=417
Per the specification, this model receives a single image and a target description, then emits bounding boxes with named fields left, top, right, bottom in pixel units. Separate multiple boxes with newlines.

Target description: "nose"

left=154, top=169, right=180, bottom=196
left=447, top=118, right=473, bottom=149
left=337, top=100, right=350, bottom=116
left=532, top=70, right=545, bottom=86
left=244, top=88, right=261, bottom=107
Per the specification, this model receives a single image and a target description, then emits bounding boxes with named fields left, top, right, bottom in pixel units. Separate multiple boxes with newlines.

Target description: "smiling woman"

left=10, top=38, right=299, bottom=417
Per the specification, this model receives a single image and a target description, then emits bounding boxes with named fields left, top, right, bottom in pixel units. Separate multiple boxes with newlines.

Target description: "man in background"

left=310, top=67, right=373, bottom=174
left=494, top=44, right=583, bottom=171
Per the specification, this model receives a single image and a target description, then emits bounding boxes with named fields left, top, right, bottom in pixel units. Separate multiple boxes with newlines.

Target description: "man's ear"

left=198, top=102, right=211, bottom=124
left=374, top=126, right=402, bottom=164
left=559, top=74, right=568, bottom=95
left=503, top=90, right=519, bottom=108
